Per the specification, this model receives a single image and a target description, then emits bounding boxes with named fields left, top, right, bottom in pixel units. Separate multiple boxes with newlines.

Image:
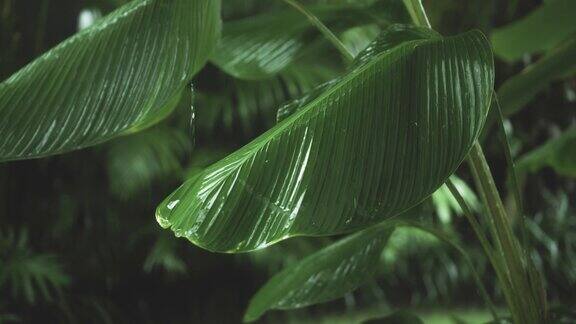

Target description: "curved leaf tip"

left=157, top=26, right=494, bottom=253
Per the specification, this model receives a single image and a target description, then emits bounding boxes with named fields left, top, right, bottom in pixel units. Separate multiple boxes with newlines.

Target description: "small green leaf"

left=516, top=128, right=576, bottom=178
left=0, top=0, right=221, bottom=162
left=498, top=36, right=576, bottom=116
left=243, top=222, right=395, bottom=322
left=156, top=26, right=494, bottom=252
left=491, top=0, right=576, bottom=62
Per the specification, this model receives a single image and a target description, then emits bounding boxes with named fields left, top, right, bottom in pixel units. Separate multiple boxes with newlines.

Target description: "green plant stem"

left=397, top=220, right=499, bottom=321
left=446, top=179, right=503, bottom=322
left=468, top=143, right=544, bottom=324
left=402, top=0, right=431, bottom=28
left=35, top=0, right=49, bottom=54
left=282, top=0, right=354, bottom=62
left=446, top=180, right=494, bottom=266
left=492, top=95, right=527, bottom=246
left=403, top=0, right=545, bottom=323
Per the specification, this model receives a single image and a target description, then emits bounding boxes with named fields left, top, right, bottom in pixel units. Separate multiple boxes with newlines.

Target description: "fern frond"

left=0, top=228, right=69, bottom=305
left=143, top=234, right=186, bottom=275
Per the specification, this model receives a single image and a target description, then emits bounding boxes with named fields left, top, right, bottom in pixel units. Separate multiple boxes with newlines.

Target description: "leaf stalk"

left=282, top=0, right=355, bottom=62
left=403, top=0, right=547, bottom=323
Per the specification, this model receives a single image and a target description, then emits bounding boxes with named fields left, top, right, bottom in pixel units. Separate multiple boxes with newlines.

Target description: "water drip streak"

left=189, top=82, right=196, bottom=151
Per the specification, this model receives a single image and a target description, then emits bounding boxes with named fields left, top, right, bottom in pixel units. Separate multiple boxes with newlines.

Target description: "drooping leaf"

left=490, top=0, right=576, bottom=62
left=243, top=222, right=395, bottom=322
left=516, top=128, right=576, bottom=178
left=211, top=2, right=407, bottom=80
left=498, top=36, right=576, bottom=116
left=156, top=25, right=494, bottom=252
left=0, top=0, right=221, bottom=162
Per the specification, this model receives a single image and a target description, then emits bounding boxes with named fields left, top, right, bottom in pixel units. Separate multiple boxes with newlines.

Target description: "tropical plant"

left=1, top=0, right=574, bottom=323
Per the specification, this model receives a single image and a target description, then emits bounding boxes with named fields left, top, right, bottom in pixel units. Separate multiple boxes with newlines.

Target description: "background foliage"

left=0, top=0, right=574, bottom=322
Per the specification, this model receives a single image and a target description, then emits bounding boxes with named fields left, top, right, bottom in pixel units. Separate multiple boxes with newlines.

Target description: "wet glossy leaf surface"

left=211, top=2, right=407, bottom=80
left=156, top=26, right=494, bottom=253
left=0, top=0, right=221, bottom=161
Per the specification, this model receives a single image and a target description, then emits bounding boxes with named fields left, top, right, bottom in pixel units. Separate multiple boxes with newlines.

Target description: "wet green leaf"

left=0, top=0, right=221, bottom=162
left=211, top=2, right=407, bottom=80
left=156, top=26, right=494, bottom=252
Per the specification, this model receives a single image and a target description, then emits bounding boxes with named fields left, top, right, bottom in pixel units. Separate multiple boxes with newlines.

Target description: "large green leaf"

left=244, top=222, right=395, bottom=322
left=211, top=1, right=407, bottom=80
left=498, top=36, right=576, bottom=116
left=156, top=25, right=494, bottom=253
left=0, top=0, right=221, bottom=162
left=490, top=0, right=576, bottom=62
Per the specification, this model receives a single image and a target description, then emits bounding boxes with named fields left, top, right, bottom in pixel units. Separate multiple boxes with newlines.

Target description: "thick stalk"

left=403, top=0, right=545, bottom=323
left=282, top=0, right=354, bottom=62
left=468, top=144, right=544, bottom=324
left=398, top=219, right=499, bottom=320
left=402, top=0, right=431, bottom=28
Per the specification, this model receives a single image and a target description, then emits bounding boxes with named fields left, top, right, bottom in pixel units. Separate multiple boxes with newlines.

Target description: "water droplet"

left=189, top=83, right=196, bottom=150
